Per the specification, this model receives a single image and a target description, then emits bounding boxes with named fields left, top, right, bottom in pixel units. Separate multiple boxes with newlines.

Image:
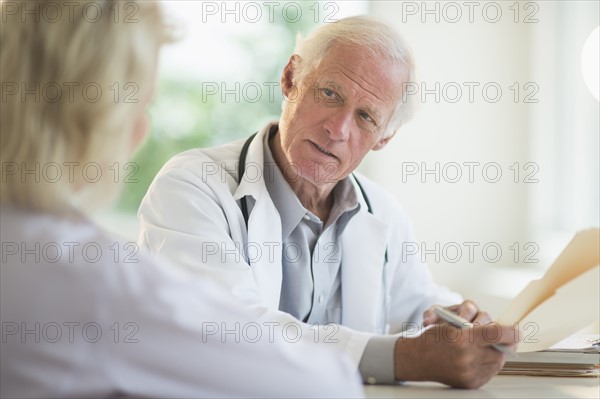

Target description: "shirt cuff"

left=357, top=334, right=399, bottom=385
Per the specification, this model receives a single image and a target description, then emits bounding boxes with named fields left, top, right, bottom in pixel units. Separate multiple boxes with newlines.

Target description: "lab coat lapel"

left=341, top=201, right=390, bottom=332
left=233, top=126, right=283, bottom=309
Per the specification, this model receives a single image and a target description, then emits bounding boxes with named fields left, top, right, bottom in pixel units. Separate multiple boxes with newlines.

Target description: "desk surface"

left=364, top=375, right=600, bottom=398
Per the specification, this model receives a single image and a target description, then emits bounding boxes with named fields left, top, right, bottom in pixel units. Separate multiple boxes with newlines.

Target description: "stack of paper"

left=501, top=335, right=600, bottom=377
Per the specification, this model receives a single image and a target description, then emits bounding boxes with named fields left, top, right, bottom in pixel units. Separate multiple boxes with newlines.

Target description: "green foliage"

left=115, top=79, right=215, bottom=212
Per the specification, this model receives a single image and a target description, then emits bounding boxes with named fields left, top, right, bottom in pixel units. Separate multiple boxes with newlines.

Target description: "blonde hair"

left=290, top=16, right=417, bottom=137
left=0, top=0, right=171, bottom=213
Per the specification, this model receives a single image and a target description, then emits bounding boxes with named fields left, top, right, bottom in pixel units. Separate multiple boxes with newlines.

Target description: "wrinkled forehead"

left=310, top=42, right=409, bottom=103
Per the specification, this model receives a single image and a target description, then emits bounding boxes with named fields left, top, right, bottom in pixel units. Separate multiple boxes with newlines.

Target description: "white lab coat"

left=138, top=122, right=461, bottom=366
left=0, top=206, right=363, bottom=398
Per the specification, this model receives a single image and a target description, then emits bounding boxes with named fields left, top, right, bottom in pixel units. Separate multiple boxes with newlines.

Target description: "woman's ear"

left=281, top=54, right=301, bottom=98
left=130, top=111, right=149, bottom=153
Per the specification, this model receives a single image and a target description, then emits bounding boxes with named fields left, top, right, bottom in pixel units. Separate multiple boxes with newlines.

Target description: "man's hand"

left=394, top=300, right=519, bottom=389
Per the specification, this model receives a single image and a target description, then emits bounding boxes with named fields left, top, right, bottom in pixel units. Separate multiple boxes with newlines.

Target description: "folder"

left=496, top=228, right=600, bottom=353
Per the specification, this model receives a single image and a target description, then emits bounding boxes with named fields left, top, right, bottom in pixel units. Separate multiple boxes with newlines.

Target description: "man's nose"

left=323, top=109, right=352, bottom=141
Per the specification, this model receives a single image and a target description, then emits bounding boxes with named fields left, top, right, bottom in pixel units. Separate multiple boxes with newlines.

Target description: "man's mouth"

left=311, top=141, right=337, bottom=159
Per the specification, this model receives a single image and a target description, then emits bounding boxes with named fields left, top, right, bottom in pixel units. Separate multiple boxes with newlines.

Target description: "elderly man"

left=138, top=16, right=518, bottom=388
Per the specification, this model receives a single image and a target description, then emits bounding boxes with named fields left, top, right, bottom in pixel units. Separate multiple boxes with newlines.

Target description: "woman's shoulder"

left=0, top=206, right=157, bottom=276
left=0, top=205, right=204, bottom=309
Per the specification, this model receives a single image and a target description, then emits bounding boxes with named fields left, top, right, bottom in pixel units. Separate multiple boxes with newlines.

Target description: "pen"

left=432, top=305, right=517, bottom=358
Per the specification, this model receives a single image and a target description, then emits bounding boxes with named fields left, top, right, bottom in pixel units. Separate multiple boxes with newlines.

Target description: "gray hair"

left=291, top=16, right=417, bottom=137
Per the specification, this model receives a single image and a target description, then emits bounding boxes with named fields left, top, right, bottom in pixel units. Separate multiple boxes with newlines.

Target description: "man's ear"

left=372, top=130, right=397, bottom=151
left=281, top=54, right=301, bottom=98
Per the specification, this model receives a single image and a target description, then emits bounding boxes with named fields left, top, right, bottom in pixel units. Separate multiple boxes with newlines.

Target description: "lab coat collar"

left=233, top=122, right=284, bottom=308
left=232, top=123, right=274, bottom=203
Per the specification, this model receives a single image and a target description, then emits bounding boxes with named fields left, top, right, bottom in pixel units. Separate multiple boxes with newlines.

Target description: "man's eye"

left=322, top=88, right=336, bottom=98
left=359, top=111, right=374, bottom=123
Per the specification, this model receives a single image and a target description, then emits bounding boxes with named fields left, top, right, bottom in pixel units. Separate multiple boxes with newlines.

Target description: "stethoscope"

left=237, top=131, right=389, bottom=264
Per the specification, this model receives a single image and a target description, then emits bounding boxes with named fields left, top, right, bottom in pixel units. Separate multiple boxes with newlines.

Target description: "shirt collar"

left=263, top=126, right=360, bottom=240
left=328, top=173, right=360, bottom=233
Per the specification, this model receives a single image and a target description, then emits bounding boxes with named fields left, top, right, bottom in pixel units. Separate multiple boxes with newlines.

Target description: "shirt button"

left=318, top=294, right=324, bottom=303
left=366, top=376, right=377, bottom=385
left=303, top=214, right=310, bottom=221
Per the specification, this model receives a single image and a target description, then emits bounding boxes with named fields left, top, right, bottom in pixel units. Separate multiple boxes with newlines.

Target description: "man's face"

left=277, top=42, right=406, bottom=186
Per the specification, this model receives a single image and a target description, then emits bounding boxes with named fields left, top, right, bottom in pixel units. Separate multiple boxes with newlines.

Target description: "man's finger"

left=422, top=307, right=437, bottom=326
left=474, top=324, right=520, bottom=345
left=456, top=300, right=479, bottom=322
left=473, top=310, right=493, bottom=324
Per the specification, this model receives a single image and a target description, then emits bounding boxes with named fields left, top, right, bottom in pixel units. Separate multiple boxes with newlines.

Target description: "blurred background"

left=95, top=0, right=599, bottom=319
